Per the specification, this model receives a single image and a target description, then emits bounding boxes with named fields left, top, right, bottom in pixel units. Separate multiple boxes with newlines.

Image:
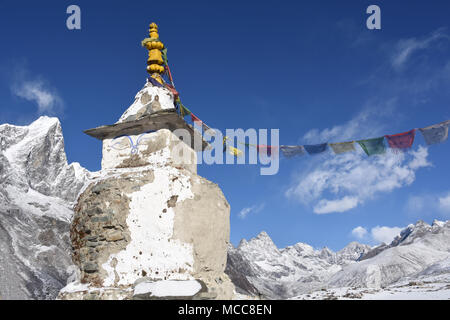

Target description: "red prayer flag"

left=191, top=113, right=202, bottom=125
left=257, top=145, right=279, bottom=157
left=385, top=129, right=416, bottom=150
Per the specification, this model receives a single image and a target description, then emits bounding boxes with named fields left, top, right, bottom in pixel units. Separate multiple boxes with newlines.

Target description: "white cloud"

left=10, top=65, right=63, bottom=115
left=405, top=191, right=450, bottom=218
left=286, top=146, right=431, bottom=214
left=351, top=225, right=403, bottom=245
left=438, top=193, right=450, bottom=215
left=351, top=226, right=368, bottom=239
left=12, top=80, right=63, bottom=115
left=370, top=226, right=402, bottom=245
left=391, top=28, right=450, bottom=69
left=314, top=196, right=359, bottom=214
left=302, top=105, right=394, bottom=144
left=238, top=203, right=265, bottom=219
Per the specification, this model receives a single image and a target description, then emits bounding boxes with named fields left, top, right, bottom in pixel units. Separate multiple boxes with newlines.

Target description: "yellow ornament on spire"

left=141, top=22, right=165, bottom=83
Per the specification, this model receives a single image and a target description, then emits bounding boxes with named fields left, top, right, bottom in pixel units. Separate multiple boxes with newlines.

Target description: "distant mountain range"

left=227, top=220, right=450, bottom=299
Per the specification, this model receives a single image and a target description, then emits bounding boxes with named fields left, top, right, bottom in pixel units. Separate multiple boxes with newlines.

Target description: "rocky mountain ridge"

left=0, top=116, right=90, bottom=299
left=228, top=219, right=450, bottom=299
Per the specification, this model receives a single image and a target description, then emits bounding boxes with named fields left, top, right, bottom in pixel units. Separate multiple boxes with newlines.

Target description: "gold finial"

left=141, top=22, right=165, bottom=82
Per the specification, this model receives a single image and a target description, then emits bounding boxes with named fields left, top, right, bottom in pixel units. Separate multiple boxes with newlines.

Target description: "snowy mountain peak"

left=0, top=116, right=93, bottom=299
left=432, top=219, right=445, bottom=228
left=1, top=116, right=89, bottom=203
left=239, top=231, right=278, bottom=252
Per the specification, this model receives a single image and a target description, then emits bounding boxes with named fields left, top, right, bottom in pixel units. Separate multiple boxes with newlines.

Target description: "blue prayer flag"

left=280, top=145, right=305, bottom=158
left=304, top=143, right=328, bottom=155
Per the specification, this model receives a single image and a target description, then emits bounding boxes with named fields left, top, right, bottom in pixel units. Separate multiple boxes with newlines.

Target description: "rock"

left=83, top=262, right=99, bottom=273
left=105, top=230, right=124, bottom=242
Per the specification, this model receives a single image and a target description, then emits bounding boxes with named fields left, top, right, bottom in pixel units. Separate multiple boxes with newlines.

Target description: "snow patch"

left=134, top=280, right=202, bottom=297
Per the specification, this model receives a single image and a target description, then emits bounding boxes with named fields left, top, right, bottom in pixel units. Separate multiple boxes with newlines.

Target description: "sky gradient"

left=1, top=0, right=449, bottom=251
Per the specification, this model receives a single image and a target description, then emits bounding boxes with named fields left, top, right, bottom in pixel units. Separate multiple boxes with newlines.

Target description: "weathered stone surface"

left=70, top=170, right=154, bottom=286
left=62, top=156, right=234, bottom=299
left=101, top=129, right=198, bottom=174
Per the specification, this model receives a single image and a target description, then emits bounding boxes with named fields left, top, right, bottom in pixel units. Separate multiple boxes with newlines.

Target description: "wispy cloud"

left=238, top=203, right=265, bottom=219
left=285, top=145, right=431, bottom=214
left=405, top=191, right=450, bottom=218
left=10, top=65, right=64, bottom=115
left=351, top=225, right=402, bottom=245
left=302, top=103, right=395, bottom=144
left=438, top=193, right=450, bottom=216
left=391, top=28, right=450, bottom=70
left=314, top=196, right=359, bottom=215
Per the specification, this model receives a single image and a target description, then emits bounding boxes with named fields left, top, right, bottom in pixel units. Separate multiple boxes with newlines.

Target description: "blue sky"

left=1, top=0, right=449, bottom=251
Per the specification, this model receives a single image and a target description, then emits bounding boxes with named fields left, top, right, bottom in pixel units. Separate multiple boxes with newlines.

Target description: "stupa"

left=58, top=23, right=235, bottom=300
left=84, top=22, right=207, bottom=155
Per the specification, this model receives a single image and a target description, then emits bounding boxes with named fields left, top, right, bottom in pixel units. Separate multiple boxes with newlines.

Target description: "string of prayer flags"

left=280, top=145, right=306, bottom=158
left=385, top=129, right=416, bottom=151
left=177, top=102, right=449, bottom=160
left=357, top=137, right=386, bottom=156
left=304, top=143, right=328, bottom=155
left=329, top=141, right=356, bottom=154
left=419, top=120, right=450, bottom=145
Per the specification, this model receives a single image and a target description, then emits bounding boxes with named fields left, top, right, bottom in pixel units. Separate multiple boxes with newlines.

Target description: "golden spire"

left=141, top=22, right=165, bottom=83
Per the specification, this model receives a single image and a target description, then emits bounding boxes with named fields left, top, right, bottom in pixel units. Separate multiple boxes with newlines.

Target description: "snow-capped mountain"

left=226, top=220, right=450, bottom=299
left=226, top=231, right=371, bottom=299
left=328, top=220, right=450, bottom=289
left=0, top=116, right=90, bottom=299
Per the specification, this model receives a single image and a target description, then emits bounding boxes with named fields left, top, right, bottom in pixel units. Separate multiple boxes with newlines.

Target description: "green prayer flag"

left=162, top=48, right=168, bottom=65
left=357, top=137, right=386, bottom=156
left=329, top=141, right=356, bottom=154
left=180, top=104, right=191, bottom=117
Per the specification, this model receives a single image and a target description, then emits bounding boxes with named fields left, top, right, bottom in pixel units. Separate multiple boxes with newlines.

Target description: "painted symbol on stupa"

left=110, top=131, right=156, bottom=155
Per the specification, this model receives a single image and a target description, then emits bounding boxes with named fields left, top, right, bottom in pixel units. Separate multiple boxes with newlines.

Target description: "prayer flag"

left=329, top=141, right=355, bottom=154
left=385, top=129, right=416, bottom=150
left=419, top=120, right=450, bottom=145
left=228, top=146, right=243, bottom=157
left=257, top=145, right=278, bottom=157
left=191, top=113, right=202, bottom=125
left=280, top=145, right=306, bottom=158
left=304, top=143, right=328, bottom=155
left=180, top=104, right=191, bottom=117
left=357, top=137, right=386, bottom=156
left=148, top=77, right=163, bottom=87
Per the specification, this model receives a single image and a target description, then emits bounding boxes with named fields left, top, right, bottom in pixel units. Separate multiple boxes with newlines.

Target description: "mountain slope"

left=226, top=232, right=371, bottom=299
left=227, top=220, right=450, bottom=299
left=328, top=220, right=450, bottom=289
left=0, top=117, right=90, bottom=299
